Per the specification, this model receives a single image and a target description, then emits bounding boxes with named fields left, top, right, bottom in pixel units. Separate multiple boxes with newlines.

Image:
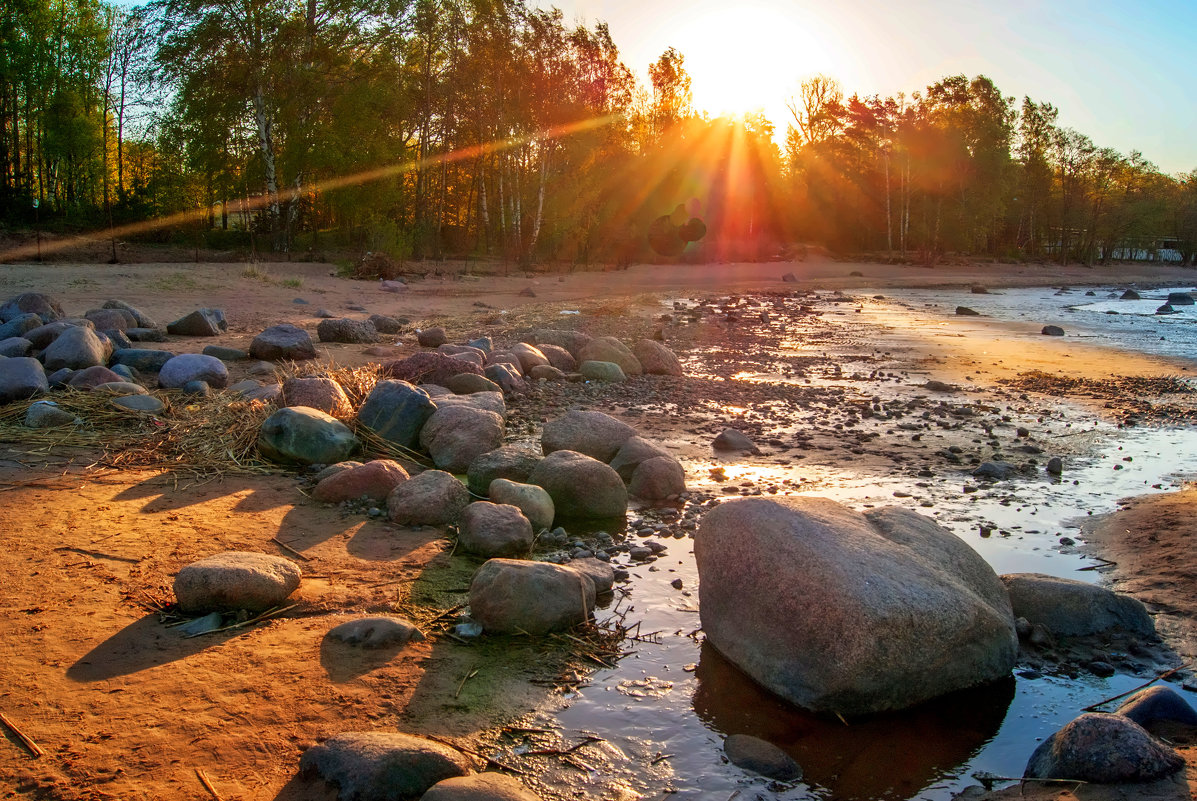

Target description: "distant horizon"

left=545, top=0, right=1197, bottom=175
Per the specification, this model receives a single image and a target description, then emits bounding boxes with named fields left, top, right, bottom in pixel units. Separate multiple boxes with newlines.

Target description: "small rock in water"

left=955, top=306, right=980, bottom=316
left=1024, top=713, right=1183, bottom=782
left=723, top=734, right=803, bottom=781
left=1046, top=456, right=1063, bottom=475
left=712, top=428, right=759, bottom=452
left=1115, top=685, right=1197, bottom=729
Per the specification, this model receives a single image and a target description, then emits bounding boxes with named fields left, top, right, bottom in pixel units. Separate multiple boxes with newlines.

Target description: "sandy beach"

left=1, top=255, right=1195, bottom=801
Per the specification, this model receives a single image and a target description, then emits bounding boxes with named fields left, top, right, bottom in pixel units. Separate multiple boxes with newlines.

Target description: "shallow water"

left=526, top=287, right=1197, bottom=800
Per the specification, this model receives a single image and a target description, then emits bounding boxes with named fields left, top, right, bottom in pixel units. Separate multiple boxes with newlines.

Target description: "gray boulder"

left=445, top=373, right=501, bottom=395
left=528, top=365, right=567, bottom=382
left=312, top=459, right=409, bottom=503
left=84, top=308, right=134, bottom=331
left=300, top=731, right=475, bottom=801
left=509, top=343, right=549, bottom=372
left=0, top=357, right=48, bottom=402
left=173, top=551, right=301, bottom=613
left=723, top=734, right=802, bottom=781
left=466, top=336, right=492, bottom=354
left=249, top=324, right=317, bottom=361
left=24, top=320, right=92, bottom=350
left=713, top=428, right=758, bottom=452
left=158, top=353, right=229, bottom=389
left=0, top=292, right=64, bottom=323
left=564, top=557, right=615, bottom=594
left=0, top=313, right=43, bottom=340
left=1041, top=325, right=1065, bottom=336
left=112, top=394, right=165, bottom=413
left=317, top=317, right=379, bottom=344
left=112, top=348, right=175, bottom=373
left=368, top=314, right=404, bottom=335
left=482, top=363, right=525, bottom=394
left=1116, top=685, right=1197, bottom=729
left=126, top=327, right=168, bottom=342
left=280, top=376, right=352, bottom=417
left=43, top=326, right=111, bottom=371
left=91, top=381, right=146, bottom=396
left=326, top=616, right=424, bottom=648
left=578, top=336, right=642, bottom=375
left=67, top=365, right=125, bottom=389
left=0, top=337, right=31, bottom=357
left=166, top=309, right=225, bottom=337
left=419, top=405, right=505, bottom=474
left=258, top=406, right=359, bottom=465
left=629, top=456, right=686, bottom=500
left=488, top=479, right=555, bottom=532
left=1024, top=713, right=1184, bottom=782
left=1001, top=573, right=1154, bottom=637
left=458, top=502, right=534, bottom=558
left=432, top=390, right=506, bottom=419
left=541, top=410, right=636, bottom=462
left=469, top=558, right=595, bottom=635
left=536, top=344, right=576, bottom=373
left=632, top=339, right=684, bottom=376
left=467, top=446, right=541, bottom=495
left=382, top=352, right=484, bottom=387
left=357, top=380, right=437, bottom=450
left=25, top=401, right=77, bottom=428
left=527, top=329, right=591, bottom=359
left=579, top=360, right=625, bottom=383
left=696, top=497, right=1017, bottom=716
left=610, top=436, right=672, bottom=481
left=417, top=327, right=448, bottom=347
left=973, top=461, right=1019, bottom=481
left=102, top=299, right=156, bottom=329
left=387, top=470, right=470, bottom=526
left=528, top=450, right=628, bottom=520
left=486, top=351, right=523, bottom=375
left=202, top=345, right=248, bottom=361
left=421, top=773, right=541, bottom=801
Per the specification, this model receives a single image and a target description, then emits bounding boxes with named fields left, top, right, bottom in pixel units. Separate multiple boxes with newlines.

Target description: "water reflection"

left=692, top=642, right=1016, bottom=800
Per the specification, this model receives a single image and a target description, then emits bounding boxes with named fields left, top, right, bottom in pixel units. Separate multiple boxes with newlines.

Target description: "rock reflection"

left=692, top=641, right=1015, bottom=799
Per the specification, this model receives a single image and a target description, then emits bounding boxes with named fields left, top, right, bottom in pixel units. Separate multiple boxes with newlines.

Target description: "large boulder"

left=536, top=344, right=576, bottom=373
left=258, top=406, right=359, bottom=465
left=0, top=358, right=49, bottom=403
left=629, top=456, right=686, bottom=500
left=1024, top=713, right=1184, bottom=783
left=508, top=343, right=549, bottom=373
left=469, top=558, right=595, bottom=635
left=444, top=373, right=501, bottom=395
left=0, top=313, right=43, bottom=340
left=312, top=459, right=409, bottom=504
left=166, top=309, right=225, bottom=337
left=84, top=308, right=135, bottom=331
left=25, top=400, right=77, bottom=428
left=112, top=348, right=175, bottom=373
left=1116, top=685, right=1197, bottom=730
left=66, top=365, right=125, bottom=389
left=381, top=352, right=483, bottom=387
left=416, top=327, right=448, bottom=348
left=632, top=339, right=684, bottom=376
left=249, top=324, right=317, bottom=361
left=42, top=326, right=111, bottom=371
left=300, top=732, right=475, bottom=801
left=433, top=390, right=506, bottom=419
left=281, top=376, right=352, bottom=417
left=0, top=337, right=31, bottom=357
left=158, top=353, right=229, bottom=389
left=577, top=336, right=642, bottom=376
left=1000, top=573, right=1155, bottom=637
left=579, top=360, right=625, bottom=383
left=102, top=299, right=156, bottom=329
left=696, top=497, right=1017, bottom=716
left=387, top=470, right=470, bottom=526
left=609, top=436, right=672, bottom=481
left=564, top=557, right=616, bottom=595
left=458, top=502, right=534, bottom=558
left=421, top=773, right=541, bottom=801
left=487, top=479, right=554, bottom=532
left=526, top=329, right=591, bottom=359
left=419, top=405, right=504, bottom=474
left=357, top=380, right=437, bottom=450
left=467, top=445, right=542, bottom=495
left=173, top=551, right=301, bottom=613
left=25, top=320, right=92, bottom=350
left=528, top=450, right=627, bottom=520
left=541, top=410, right=636, bottom=462
left=482, top=363, right=525, bottom=394
left=317, top=317, right=379, bottom=344
left=0, top=292, right=64, bottom=323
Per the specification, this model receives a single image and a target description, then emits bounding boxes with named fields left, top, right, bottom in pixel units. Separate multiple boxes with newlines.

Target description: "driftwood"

left=195, top=768, right=224, bottom=800
left=0, top=712, right=44, bottom=758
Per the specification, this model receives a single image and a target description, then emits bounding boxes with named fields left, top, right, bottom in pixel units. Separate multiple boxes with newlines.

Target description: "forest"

left=2, top=0, right=1197, bottom=266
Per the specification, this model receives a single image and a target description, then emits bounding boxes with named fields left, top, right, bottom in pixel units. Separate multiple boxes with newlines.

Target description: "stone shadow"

left=66, top=613, right=246, bottom=682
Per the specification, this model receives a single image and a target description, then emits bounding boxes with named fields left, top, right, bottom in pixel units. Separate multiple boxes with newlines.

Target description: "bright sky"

left=545, top=0, right=1197, bottom=175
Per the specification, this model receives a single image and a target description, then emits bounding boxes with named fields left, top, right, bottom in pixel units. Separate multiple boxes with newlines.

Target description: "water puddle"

left=531, top=412, right=1197, bottom=800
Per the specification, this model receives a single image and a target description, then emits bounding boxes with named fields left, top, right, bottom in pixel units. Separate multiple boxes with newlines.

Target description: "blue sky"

left=545, top=0, right=1197, bottom=174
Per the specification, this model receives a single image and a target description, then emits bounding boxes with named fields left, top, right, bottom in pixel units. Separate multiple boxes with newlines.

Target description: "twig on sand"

left=1082, top=661, right=1193, bottom=712
left=0, top=712, right=45, bottom=758
left=195, top=768, right=224, bottom=800
left=455, top=667, right=479, bottom=698
left=182, top=603, right=299, bottom=638
left=421, top=733, right=526, bottom=775
left=270, top=537, right=310, bottom=561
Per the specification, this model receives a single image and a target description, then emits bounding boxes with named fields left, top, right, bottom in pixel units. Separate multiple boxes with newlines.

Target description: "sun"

left=669, top=1, right=843, bottom=124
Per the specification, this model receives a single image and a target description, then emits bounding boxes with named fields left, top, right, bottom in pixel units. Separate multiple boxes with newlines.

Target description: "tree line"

left=2, top=0, right=1195, bottom=266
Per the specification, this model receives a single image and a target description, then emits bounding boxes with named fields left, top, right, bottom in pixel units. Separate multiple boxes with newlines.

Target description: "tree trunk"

left=525, top=144, right=548, bottom=265
left=251, top=81, right=282, bottom=249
